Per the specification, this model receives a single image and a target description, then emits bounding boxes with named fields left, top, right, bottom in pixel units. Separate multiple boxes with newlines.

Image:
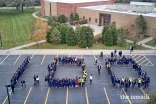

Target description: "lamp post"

left=86, top=32, right=89, bottom=49
left=5, top=85, right=11, bottom=104
left=0, top=31, right=3, bottom=49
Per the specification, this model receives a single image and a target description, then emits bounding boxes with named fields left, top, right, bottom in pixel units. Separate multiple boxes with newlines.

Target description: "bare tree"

left=127, top=20, right=143, bottom=47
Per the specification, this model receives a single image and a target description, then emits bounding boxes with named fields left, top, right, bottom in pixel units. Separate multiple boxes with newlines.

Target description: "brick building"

left=40, top=0, right=114, bottom=18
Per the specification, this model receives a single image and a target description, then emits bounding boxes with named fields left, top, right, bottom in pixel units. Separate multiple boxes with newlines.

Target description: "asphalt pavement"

left=0, top=54, right=155, bottom=104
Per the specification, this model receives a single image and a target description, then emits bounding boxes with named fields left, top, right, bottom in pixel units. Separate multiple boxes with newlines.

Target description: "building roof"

left=130, top=1, right=154, bottom=6
left=78, top=5, right=156, bottom=18
left=43, top=0, right=109, bottom=3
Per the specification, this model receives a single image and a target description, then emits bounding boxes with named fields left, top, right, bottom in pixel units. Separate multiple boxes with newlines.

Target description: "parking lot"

left=0, top=54, right=156, bottom=104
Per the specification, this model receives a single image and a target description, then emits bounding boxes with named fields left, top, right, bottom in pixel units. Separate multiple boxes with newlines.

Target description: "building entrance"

left=99, top=13, right=111, bottom=26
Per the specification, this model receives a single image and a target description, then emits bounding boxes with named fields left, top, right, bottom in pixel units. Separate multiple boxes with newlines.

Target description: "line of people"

left=46, top=56, right=88, bottom=88
left=10, top=56, right=31, bottom=92
left=58, top=56, right=85, bottom=66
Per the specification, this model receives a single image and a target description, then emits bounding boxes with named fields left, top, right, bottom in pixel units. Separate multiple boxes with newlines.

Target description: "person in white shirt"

left=90, top=74, right=93, bottom=85
left=36, top=75, right=39, bottom=85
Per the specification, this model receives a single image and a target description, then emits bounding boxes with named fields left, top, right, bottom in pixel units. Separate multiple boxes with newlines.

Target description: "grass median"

left=23, top=42, right=149, bottom=50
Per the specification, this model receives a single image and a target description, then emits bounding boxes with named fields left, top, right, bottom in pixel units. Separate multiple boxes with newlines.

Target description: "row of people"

left=47, top=76, right=87, bottom=88
left=10, top=56, right=31, bottom=92
left=58, top=56, right=84, bottom=66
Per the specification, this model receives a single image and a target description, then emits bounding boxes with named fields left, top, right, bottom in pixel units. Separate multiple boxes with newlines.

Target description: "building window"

left=89, top=17, right=91, bottom=22
left=83, top=16, right=85, bottom=19
left=95, top=18, right=98, bottom=23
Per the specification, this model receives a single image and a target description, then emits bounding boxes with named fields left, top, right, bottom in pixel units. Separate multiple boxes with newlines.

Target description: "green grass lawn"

left=146, top=39, right=156, bottom=47
left=0, top=8, right=40, bottom=49
left=23, top=42, right=149, bottom=50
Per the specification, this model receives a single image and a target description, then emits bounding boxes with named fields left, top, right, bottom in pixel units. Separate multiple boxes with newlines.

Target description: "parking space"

left=30, top=55, right=44, bottom=66
left=47, top=88, right=66, bottom=104
left=0, top=54, right=156, bottom=104
left=1, top=55, right=19, bottom=65
left=68, top=88, right=86, bottom=104
left=0, top=55, right=7, bottom=64
left=131, top=55, right=153, bottom=66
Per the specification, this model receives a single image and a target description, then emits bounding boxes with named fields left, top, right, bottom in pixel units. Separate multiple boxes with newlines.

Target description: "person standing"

left=97, top=64, right=101, bottom=75
left=94, top=56, right=97, bottom=65
left=154, top=46, right=156, bottom=54
left=11, top=83, right=15, bottom=93
left=33, top=75, right=36, bottom=86
left=99, top=51, right=103, bottom=58
left=21, top=80, right=26, bottom=88
left=36, top=75, right=39, bottom=85
left=90, top=74, right=93, bottom=85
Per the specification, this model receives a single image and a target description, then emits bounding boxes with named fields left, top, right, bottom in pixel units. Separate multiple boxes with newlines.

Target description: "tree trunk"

left=22, top=5, right=24, bottom=12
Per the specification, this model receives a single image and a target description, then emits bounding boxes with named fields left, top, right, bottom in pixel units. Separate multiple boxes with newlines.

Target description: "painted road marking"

left=135, top=56, right=144, bottom=63
left=140, top=88, right=146, bottom=95
left=85, top=87, right=89, bottom=104
left=41, top=54, right=46, bottom=65
left=2, top=90, right=12, bottom=104
left=31, top=54, right=34, bottom=59
left=139, top=59, right=147, bottom=66
left=135, top=55, right=142, bottom=60
left=0, top=55, right=9, bottom=64
left=122, top=88, right=132, bottom=104
left=66, top=87, right=68, bottom=104
left=24, top=87, right=32, bottom=104
left=131, top=55, right=136, bottom=58
left=143, top=55, right=154, bottom=66
left=13, top=54, right=21, bottom=65
left=104, top=87, right=110, bottom=104
left=44, top=87, right=50, bottom=104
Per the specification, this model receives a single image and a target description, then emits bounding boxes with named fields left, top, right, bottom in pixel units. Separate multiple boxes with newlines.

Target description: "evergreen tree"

left=136, top=15, right=147, bottom=34
left=78, top=26, right=94, bottom=48
left=74, top=13, right=79, bottom=21
left=102, top=25, right=109, bottom=44
left=103, top=27, right=113, bottom=46
left=75, top=24, right=81, bottom=43
left=66, top=26, right=76, bottom=46
left=57, top=14, right=67, bottom=23
left=69, top=13, right=74, bottom=25
left=49, top=27, right=61, bottom=44
left=117, top=27, right=127, bottom=47
left=110, top=22, right=117, bottom=45
left=60, top=24, right=68, bottom=44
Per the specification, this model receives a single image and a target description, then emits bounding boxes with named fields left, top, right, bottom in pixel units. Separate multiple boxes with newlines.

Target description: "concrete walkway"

left=0, top=49, right=155, bottom=55
left=32, top=11, right=47, bottom=21
left=9, top=40, right=46, bottom=50
left=126, top=37, right=155, bottom=50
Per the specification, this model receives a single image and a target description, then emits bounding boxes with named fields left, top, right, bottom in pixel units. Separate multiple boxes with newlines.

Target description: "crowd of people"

left=10, top=56, right=31, bottom=92
left=105, top=50, right=150, bottom=91
left=45, top=56, right=88, bottom=88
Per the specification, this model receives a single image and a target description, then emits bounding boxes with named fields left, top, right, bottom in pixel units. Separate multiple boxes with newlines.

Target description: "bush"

left=78, top=18, right=87, bottom=24
left=57, top=14, right=67, bottom=23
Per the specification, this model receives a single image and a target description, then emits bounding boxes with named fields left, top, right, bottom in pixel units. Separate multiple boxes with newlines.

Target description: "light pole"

left=5, top=85, right=11, bottom=104
left=86, top=32, right=89, bottom=49
left=0, top=31, right=3, bottom=49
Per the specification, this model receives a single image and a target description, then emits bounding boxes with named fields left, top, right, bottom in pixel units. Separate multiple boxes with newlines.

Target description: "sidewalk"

left=0, top=49, right=155, bottom=55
